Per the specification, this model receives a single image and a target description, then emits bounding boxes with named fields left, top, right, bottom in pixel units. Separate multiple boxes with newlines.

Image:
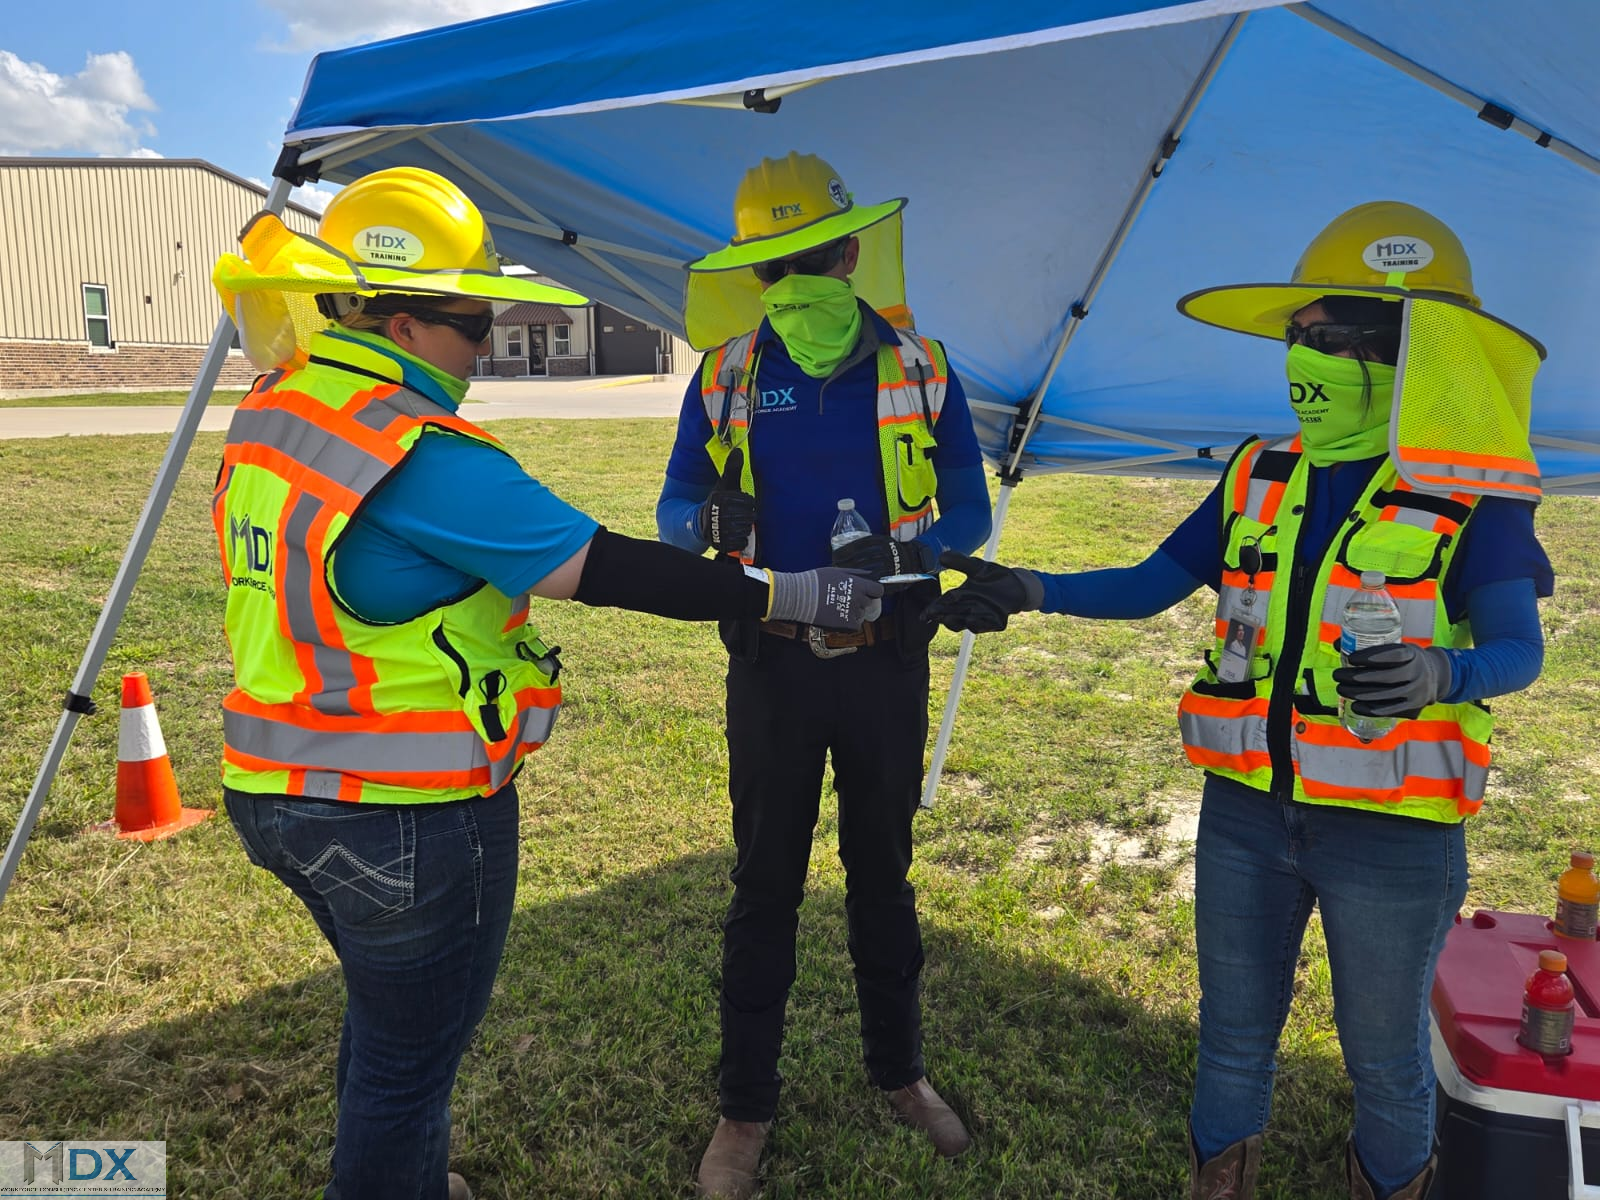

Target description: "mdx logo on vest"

left=1361, top=236, right=1434, bottom=273
left=229, top=514, right=276, bottom=597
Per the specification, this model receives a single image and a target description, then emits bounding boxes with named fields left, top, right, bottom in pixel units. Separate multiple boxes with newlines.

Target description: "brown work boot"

left=695, top=1117, right=771, bottom=1199
left=1346, top=1139, right=1436, bottom=1200
left=447, top=1172, right=473, bottom=1200
left=885, top=1076, right=971, bottom=1157
left=1188, top=1123, right=1261, bottom=1199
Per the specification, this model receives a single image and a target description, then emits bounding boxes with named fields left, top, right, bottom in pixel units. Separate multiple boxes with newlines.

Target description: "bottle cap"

left=1359, top=569, right=1387, bottom=588
left=1574, top=851, right=1595, bottom=869
left=1540, top=950, right=1569, bottom=973
left=837, top=498, right=855, bottom=510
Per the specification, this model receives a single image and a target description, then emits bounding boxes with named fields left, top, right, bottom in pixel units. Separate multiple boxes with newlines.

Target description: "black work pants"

left=717, top=633, right=929, bottom=1121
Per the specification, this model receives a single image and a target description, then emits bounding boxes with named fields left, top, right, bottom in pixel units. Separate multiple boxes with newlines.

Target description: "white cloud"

left=290, top=182, right=337, bottom=213
left=262, top=0, right=553, bottom=53
left=0, top=49, right=158, bottom=156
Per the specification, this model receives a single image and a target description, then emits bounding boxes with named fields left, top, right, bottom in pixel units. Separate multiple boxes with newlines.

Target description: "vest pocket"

left=1338, top=520, right=1450, bottom=585
left=894, top=424, right=939, bottom=512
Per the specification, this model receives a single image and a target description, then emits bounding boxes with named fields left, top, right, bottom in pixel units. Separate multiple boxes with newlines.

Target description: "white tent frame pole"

left=999, top=13, right=1246, bottom=480
left=921, top=481, right=1017, bottom=808
left=0, top=178, right=292, bottom=909
left=418, top=135, right=685, bottom=327
left=485, top=212, right=687, bottom=270
left=921, top=15, right=1245, bottom=809
left=1290, top=4, right=1600, bottom=177
left=306, top=129, right=427, bottom=175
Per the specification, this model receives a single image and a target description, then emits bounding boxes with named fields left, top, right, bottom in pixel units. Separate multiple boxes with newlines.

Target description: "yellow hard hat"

left=317, top=166, right=499, bottom=276
left=689, top=152, right=906, bottom=272
left=1178, top=201, right=1489, bottom=341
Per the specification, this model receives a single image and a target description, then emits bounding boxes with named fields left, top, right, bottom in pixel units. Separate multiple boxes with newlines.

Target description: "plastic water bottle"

left=1339, top=570, right=1402, bottom=742
left=1556, top=851, right=1600, bottom=941
left=830, top=498, right=871, bottom=551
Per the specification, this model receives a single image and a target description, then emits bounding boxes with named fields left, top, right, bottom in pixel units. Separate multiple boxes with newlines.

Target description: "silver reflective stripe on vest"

left=1179, top=704, right=1268, bottom=764
left=347, top=387, right=450, bottom=433
left=279, top=493, right=362, bottom=716
left=705, top=331, right=759, bottom=447
left=227, top=403, right=395, bottom=496
left=225, top=707, right=485, bottom=775
left=1297, top=730, right=1485, bottom=805
left=1318, top=583, right=1440, bottom=643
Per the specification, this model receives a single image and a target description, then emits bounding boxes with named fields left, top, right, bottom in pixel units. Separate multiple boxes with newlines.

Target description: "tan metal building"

left=0, top=158, right=321, bottom=396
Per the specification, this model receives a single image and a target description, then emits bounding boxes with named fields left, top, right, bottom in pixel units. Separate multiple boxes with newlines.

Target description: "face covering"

left=761, top=274, right=862, bottom=378
left=1285, top=344, right=1396, bottom=466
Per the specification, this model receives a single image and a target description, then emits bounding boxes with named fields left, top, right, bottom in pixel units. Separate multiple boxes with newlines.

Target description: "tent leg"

left=921, top=479, right=1018, bottom=810
left=0, top=314, right=239, bottom=908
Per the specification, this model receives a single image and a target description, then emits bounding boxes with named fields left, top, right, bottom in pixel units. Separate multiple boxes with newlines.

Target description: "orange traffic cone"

left=110, top=672, right=211, bottom=841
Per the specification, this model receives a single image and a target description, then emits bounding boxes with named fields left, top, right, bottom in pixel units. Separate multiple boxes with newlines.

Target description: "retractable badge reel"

left=1216, top=535, right=1267, bottom=684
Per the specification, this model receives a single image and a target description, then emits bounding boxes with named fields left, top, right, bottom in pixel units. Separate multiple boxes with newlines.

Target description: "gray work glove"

left=920, top=551, right=1045, bottom=633
left=1333, top=643, right=1454, bottom=717
left=831, top=534, right=935, bottom=579
left=695, top=448, right=756, bottom=553
left=768, top=568, right=884, bottom=630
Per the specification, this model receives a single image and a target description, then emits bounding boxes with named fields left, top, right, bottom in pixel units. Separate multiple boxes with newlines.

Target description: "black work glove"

left=695, top=448, right=756, bottom=554
left=1333, top=643, right=1454, bottom=717
left=768, top=568, right=885, bottom=630
left=831, top=534, right=935, bottom=579
left=920, top=551, right=1045, bottom=633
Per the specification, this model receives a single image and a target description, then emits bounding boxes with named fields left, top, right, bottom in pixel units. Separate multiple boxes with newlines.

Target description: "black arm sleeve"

left=572, top=526, right=770, bottom=621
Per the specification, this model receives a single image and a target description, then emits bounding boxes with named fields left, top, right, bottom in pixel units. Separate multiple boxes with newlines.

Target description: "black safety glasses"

left=1284, top=322, right=1400, bottom=364
left=750, top=237, right=849, bottom=285
left=412, top=308, right=496, bottom=344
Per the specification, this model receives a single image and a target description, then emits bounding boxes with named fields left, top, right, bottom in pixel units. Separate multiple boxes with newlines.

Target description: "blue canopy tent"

left=4, top=0, right=1597, bottom=898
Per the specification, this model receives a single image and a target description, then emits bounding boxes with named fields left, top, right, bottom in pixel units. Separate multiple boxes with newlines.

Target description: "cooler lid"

left=1432, top=909, right=1600, bottom=1100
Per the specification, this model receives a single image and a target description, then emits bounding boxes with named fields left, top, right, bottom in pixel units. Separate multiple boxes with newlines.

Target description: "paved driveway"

left=0, top=375, right=688, bottom=440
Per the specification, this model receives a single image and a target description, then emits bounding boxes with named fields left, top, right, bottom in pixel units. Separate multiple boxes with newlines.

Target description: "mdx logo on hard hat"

left=1362, top=237, right=1434, bottom=273
left=353, top=225, right=426, bottom=267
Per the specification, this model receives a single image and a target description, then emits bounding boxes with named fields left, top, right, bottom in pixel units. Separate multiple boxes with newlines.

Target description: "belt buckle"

left=807, top=625, right=857, bottom=659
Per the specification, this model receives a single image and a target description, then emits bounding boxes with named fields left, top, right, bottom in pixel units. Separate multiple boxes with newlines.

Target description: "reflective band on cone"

left=109, top=672, right=211, bottom=841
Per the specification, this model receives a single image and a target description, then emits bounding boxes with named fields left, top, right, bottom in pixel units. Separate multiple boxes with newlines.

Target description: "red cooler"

left=1431, top=909, right=1600, bottom=1199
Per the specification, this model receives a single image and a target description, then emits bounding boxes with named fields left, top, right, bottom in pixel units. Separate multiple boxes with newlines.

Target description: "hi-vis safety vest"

left=1177, top=433, right=1492, bottom=823
left=698, top=325, right=947, bottom=542
left=213, top=335, right=562, bottom=805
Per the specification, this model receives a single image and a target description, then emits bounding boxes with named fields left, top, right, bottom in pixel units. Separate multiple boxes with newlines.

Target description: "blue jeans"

left=225, top=785, right=519, bottom=1200
left=1190, top=774, right=1467, bottom=1197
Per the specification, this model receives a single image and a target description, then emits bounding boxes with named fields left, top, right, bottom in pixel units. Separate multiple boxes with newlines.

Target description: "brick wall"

left=547, top=356, right=590, bottom=377
left=0, top=340, right=262, bottom=395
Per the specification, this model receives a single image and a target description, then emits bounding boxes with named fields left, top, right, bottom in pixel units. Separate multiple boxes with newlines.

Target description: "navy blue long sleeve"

left=1439, top=578, right=1544, bottom=703
left=1036, top=549, right=1206, bottom=618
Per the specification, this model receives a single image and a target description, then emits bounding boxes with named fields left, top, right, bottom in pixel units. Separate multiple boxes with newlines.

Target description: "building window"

left=506, top=327, right=523, bottom=358
left=83, top=284, right=111, bottom=347
left=553, top=324, right=571, bottom=356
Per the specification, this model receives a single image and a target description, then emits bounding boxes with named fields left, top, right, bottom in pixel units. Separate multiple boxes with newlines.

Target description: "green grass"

left=1, top=422, right=1596, bottom=1199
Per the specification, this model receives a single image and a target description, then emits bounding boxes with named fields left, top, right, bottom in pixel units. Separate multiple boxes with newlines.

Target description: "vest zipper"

left=1265, top=554, right=1311, bottom=798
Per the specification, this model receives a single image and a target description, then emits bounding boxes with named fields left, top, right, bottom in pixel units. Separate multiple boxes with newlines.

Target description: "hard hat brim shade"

left=216, top=212, right=589, bottom=307
left=1176, top=282, right=1544, bottom=359
left=687, top=198, right=906, bottom=272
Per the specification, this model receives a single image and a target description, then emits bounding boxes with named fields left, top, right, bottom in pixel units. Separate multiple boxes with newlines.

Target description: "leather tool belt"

left=759, top=617, right=897, bottom=659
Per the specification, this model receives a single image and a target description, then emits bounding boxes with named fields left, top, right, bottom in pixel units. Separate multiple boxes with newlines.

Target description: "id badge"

left=1216, top=599, right=1262, bottom=685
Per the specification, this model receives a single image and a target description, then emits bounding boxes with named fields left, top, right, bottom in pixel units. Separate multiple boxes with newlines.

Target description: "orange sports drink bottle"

left=1555, top=851, right=1600, bottom=941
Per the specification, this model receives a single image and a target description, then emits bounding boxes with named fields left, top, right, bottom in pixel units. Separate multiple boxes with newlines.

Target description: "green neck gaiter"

left=1286, top=344, right=1396, bottom=466
left=329, top=326, right=471, bottom=410
left=762, top=274, right=863, bottom=378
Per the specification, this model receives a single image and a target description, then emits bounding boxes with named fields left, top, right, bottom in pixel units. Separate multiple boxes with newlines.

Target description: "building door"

left=529, top=327, right=547, bottom=375
left=594, top=304, right=661, bottom=375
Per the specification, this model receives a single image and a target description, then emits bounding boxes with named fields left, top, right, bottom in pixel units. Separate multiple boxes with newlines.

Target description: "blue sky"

left=1, top=1, right=548, bottom=210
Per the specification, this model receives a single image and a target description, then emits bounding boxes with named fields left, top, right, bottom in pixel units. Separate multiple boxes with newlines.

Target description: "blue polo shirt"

left=321, top=336, right=597, bottom=624
left=660, top=305, right=988, bottom=572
